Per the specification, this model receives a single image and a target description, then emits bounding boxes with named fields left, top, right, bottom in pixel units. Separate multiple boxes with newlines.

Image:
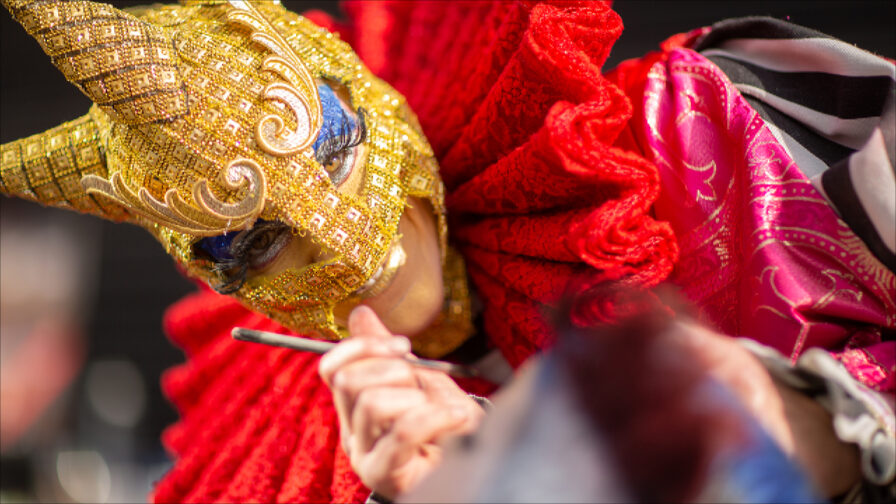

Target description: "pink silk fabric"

left=619, top=47, right=895, bottom=392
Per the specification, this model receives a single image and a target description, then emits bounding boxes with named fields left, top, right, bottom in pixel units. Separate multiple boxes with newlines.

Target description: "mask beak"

left=1, top=106, right=133, bottom=223
left=3, top=0, right=188, bottom=125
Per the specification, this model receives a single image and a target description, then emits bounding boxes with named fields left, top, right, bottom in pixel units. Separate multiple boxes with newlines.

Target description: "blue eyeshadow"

left=198, top=85, right=352, bottom=262
left=197, top=229, right=241, bottom=262
left=313, top=83, right=356, bottom=151
left=196, top=219, right=269, bottom=262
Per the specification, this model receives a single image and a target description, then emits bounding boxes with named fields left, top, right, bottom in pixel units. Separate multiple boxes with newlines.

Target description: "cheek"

left=246, top=235, right=310, bottom=277
left=406, top=197, right=443, bottom=275
left=361, top=202, right=445, bottom=336
left=415, top=218, right=444, bottom=291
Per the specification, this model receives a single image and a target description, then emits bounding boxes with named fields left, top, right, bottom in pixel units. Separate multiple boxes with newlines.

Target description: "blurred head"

left=0, top=0, right=450, bottom=340
left=403, top=291, right=818, bottom=503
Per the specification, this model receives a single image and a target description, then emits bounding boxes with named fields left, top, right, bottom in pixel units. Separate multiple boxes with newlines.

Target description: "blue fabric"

left=313, top=83, right=356, bottom=152
left=721, top=423, right=821, bottom=503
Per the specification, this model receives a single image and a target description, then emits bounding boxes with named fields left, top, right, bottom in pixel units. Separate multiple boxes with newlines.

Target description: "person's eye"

left=315, top=109, right=366, bottom=186
left=244, top=225, right=291, bottom=269
left=313, top=83, right=367, bottom=186
left=246, top=228, right=277, bottom=254
left=320, top=148, right=353, bottom=181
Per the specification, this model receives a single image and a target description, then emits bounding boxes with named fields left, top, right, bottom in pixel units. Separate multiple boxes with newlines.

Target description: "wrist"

left=773, top=377, right=862, bottom=497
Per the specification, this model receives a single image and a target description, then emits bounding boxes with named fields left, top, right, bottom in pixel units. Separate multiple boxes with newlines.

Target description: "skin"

left=324, top=83, right=446, bottom=336
left=322, top=309, right=863, bottom=499
left=303, top=69, right=857, bottom=502
left=347, top=198, right=445, bottom=337
left=247, top=81, right=446, bottom=337
left=253, top=197, right=444, bottom=337
left=668, top=321, right=862, bottom=497
left=318, top=306, right=483, bottom=498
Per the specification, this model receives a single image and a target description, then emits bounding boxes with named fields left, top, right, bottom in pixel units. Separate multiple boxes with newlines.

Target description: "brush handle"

left=231, top=327, right=480, bottom=379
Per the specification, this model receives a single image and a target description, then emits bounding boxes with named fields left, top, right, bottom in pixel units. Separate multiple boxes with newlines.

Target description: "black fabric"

left=706, top=54, right=893, bottom=120
left=365, top=491, right=394, bottom=504
left=737, top=93, right=854, bottom=167
left=822, top=159, right=896, bottom=272
left=698, top=16, right=895, bottom=272
left=694, top=16, right=831, bottom=50
left=880, top=91, right=896, bottom=170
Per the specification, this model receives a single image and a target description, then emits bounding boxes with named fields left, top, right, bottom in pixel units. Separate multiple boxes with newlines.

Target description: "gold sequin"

left=1, top=0, right=469, bottom=344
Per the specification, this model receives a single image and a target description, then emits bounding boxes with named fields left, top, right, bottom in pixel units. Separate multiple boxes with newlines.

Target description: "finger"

left=334, top=358, right=419, bottom=404
left=319, top=335, right=410, bottom=385
left=371, top=401, right=472, bottom=473
left=415, top=369, right=487, bottom=429
left=354, top=401, right=470, bottom=496
left=348, top=305, right=394, bottom=340
left=330, top=357, right=419, bottom=443
left=415, top=368, right=466, bottom=402
left=351, top=387, right=427, bottom=455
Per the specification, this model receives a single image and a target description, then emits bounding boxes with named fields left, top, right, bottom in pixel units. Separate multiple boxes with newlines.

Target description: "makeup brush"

left=231, top=327, right=481, bottom=379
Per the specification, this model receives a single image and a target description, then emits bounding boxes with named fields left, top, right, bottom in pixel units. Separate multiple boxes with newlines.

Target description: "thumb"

left=348, top=305, right=394, bottom=340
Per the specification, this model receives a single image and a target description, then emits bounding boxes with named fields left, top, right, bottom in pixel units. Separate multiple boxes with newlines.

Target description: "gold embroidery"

left=1, top=0, right=468, bottom=342
left=225, top=1, right=321, bottom=156
left=683, top=159, right=717, bottom=202
left=81, top=158, right=264, bottom=235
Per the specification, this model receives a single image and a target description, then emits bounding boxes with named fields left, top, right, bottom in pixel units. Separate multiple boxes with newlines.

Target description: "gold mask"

left=0, top=0, right=448, bottom=340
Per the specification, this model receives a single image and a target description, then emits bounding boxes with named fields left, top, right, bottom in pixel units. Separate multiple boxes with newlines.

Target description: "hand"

left=669, top=321, right=861, bottom=497
left=319, top=306, right=484, bottom=499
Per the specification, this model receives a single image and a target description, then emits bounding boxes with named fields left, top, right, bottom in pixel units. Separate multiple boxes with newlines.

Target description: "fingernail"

left=388, top=336, right=410, bottom=354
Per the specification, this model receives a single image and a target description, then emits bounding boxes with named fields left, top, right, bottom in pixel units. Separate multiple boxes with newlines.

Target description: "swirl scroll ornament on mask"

left=0, top=0, right=457, bottom=344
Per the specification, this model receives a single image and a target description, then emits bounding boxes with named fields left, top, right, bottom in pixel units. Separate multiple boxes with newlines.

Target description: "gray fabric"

left=739, top=339, right=896, bottom=490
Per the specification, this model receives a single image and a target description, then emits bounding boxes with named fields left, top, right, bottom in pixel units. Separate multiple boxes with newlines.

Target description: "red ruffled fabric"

left=343, top=0, right=677, bottom=366
left=154, top=287, right=366, bottom=503
left=154, top=2, right=678, bottom=502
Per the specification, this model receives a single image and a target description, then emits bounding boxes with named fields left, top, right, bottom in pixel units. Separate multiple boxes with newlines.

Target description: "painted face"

left=165, top=3, right=448, bottom=339
left=194, top=83, right=369, bottom=292
left=0, top=0, right=446, bottom=339
left=193, top=85, right=448, bottom=338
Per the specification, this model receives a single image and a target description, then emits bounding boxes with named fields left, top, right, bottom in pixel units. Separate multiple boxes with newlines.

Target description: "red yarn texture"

left=154, top=2, right=678, bottom=502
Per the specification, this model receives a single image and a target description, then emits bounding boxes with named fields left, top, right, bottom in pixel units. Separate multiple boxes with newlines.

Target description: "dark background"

left=1, top=0, right=893, bottom=501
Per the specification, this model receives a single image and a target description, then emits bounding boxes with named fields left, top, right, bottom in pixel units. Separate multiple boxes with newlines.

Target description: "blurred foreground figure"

left=326, top=289, right=883, bottom=503
left=403, top=294, right=819, bottom=503
left=1, top=1, right=893, bottom=502
left=608, top=15, right=896, bottom=502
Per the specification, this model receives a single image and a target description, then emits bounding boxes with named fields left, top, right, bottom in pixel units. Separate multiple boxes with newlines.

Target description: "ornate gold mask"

left=0, top=0, right=448, bottom=339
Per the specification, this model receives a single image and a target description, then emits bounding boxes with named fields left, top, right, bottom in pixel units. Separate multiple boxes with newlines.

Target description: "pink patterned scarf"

left=611, top=41, right=895, bottom=392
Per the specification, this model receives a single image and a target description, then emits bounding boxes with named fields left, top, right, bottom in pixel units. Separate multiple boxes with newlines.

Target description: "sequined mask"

left=0, top=0, right=448, bottom=340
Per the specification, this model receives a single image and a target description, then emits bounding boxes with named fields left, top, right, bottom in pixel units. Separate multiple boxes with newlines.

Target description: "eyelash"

left=201, top=109, right=368, bottom=294
left=208, top=221, right=289, bottom=294
left=314, top=107, right=367, bottom=173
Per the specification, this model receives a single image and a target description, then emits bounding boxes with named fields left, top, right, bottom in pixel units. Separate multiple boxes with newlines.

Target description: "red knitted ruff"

left=154, top=2, right=678, bottom=502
